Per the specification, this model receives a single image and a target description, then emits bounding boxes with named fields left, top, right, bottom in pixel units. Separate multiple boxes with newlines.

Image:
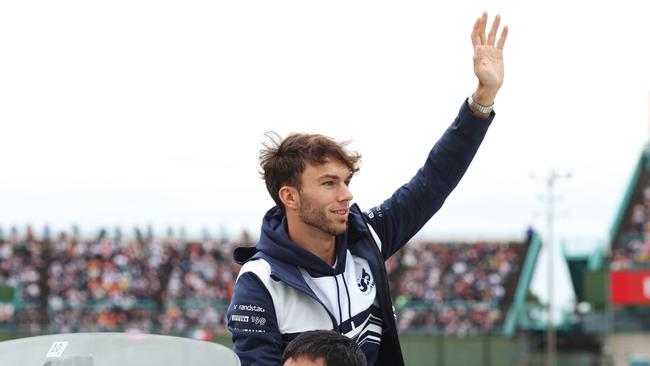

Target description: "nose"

left=339, top=183, right=353, bottom=202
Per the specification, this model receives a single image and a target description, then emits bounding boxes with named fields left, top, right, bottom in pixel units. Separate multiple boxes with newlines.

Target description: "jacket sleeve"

left=228, top=271, right=283, bottom=366
left=365, top=99, right=493, bottom=259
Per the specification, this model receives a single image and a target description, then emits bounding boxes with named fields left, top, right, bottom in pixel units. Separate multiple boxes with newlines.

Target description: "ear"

left=278, top=186, right=300, bottom=210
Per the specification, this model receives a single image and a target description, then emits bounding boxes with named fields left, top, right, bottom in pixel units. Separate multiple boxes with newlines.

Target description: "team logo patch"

left=357, top=268, right=375, bottom=294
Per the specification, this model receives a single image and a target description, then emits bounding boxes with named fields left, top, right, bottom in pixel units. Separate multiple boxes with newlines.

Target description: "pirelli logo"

left=231, top=315, right=250, bottom=322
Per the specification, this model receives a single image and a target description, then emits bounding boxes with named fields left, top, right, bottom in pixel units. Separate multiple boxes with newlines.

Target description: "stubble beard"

left=298, top=197, right=347, bottom=237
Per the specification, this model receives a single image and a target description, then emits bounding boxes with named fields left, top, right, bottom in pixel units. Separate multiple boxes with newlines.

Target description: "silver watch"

left=468, top=94, right=494, bottom=114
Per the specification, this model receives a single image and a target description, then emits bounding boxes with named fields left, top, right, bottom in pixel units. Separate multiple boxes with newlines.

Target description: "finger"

left=487, top=14, right=501, bottom=46
left=471, top=17, right=482, bottom=47
left=497, top=25, right=509, bottom=50
left=479, top=12, right=487, bottom=45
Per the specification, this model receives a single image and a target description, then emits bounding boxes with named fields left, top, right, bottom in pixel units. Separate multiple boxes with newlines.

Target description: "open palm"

left=472, top=13, right=508, bottom=92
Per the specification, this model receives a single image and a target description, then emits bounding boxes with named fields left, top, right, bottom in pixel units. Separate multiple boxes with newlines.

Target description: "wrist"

left=467, top=94, right=493, bottom=117
left=472, top=84, right=498, bottom=107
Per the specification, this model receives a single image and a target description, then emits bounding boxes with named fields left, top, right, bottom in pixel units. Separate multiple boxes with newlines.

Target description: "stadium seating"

left=610, top=167, right=650, bottom=269
left=387, top=240, right=527, bottom=335
left=0, top=227, right=529, bottom=337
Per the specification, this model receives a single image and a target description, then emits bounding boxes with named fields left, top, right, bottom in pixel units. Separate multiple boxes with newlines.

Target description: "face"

left=295, top=158, right=354, bottom=237
left=283, top=356, right=326, bottom=366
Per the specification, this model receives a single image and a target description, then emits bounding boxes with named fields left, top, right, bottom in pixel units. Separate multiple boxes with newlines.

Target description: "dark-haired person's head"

left=259, top=131, right=361, bottom=209
left=281, top=330, right=367, bottom=366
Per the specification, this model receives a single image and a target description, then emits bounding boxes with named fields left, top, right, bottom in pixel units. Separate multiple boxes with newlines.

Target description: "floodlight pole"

left=545, top=170, right=571, bottom=366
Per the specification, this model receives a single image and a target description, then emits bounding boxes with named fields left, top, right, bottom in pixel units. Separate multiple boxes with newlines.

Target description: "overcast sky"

left=1, top=0, right=649, bottom=309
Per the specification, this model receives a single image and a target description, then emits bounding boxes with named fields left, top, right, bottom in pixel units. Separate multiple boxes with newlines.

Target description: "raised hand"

left=471, top=12, right=508, bottom=107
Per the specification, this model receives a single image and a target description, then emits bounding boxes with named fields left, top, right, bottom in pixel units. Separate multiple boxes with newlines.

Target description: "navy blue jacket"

left=228, top=100, right=493, bottom=365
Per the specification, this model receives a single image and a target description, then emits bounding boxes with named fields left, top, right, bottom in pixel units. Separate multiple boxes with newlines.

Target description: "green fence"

left=398, top=335, right=515, bottom=366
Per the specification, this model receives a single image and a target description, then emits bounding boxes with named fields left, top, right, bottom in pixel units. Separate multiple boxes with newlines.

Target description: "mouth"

left=331, top=208, right=349, bottom=221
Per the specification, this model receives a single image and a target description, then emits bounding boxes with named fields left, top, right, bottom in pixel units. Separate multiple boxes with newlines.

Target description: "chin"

left=331, top=223, right=348, bottom=236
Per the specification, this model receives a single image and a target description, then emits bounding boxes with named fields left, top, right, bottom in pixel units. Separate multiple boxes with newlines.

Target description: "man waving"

left=227, top=13, right=508, bottom=366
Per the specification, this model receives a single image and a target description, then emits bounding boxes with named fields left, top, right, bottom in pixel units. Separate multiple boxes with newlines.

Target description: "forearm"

left=368, top=100, right=492, bottom=257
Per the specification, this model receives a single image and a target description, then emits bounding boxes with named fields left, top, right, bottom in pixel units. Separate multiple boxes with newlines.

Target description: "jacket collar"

left=233, top=204, right=370, bottom=275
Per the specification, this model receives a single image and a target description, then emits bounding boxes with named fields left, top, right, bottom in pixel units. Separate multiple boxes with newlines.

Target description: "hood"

left=256, top=206, right=351, bottom=276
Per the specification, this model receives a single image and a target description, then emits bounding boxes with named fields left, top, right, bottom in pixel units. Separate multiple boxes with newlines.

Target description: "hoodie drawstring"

left=341, top=273, right=354, bottom=329
left=334, top=276, right=343, bottom=329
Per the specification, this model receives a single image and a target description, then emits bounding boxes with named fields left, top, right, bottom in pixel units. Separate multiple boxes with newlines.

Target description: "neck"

left=286, top=211, right=336, bottom=266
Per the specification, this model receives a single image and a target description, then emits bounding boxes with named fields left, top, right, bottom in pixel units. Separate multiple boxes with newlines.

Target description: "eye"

left=323, top=181, right=334, bottom=187
left=344, top=180, right=351, bottom=186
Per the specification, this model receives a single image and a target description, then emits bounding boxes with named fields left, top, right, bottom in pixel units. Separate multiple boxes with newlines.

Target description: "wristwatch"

left=468, top=94, right=494, bottom=114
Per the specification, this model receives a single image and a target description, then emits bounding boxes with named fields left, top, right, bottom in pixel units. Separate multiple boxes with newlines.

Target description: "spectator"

left=3, top=226, right=524, bottom=337
left=282, top=330, right=367, bottom=366
left=389, top=241, right=523, bottom=335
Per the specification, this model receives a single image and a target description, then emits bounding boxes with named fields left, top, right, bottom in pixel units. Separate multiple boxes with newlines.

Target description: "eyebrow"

left=318, top=173, right=354, bottom=181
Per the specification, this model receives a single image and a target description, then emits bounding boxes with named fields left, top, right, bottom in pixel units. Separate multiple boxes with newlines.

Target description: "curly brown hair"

left=259, top=132, right=361, bottom=208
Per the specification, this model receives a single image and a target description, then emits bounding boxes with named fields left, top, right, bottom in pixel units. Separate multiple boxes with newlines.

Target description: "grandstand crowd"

left=610, top=181, right=650, bottom=269
left=388, top=241, right=523, bottom=335
left=0, top=226, right=527, bottom=338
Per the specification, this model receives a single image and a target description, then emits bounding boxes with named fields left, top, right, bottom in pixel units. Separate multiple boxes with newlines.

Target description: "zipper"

left=351, top=203, right=401, bottom=345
